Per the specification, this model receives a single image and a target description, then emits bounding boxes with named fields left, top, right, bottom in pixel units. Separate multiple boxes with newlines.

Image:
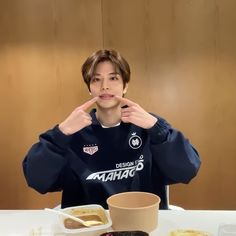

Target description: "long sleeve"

left=147, top=116, right=201, bottom=185
left=22, top=125, right=72, bottom=193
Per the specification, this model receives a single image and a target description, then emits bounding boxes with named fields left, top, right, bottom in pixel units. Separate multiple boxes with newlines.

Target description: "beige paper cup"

left=107, top=191, right=160, bottom=233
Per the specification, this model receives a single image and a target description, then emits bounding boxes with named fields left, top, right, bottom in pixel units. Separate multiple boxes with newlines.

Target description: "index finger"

left=115, top=96, right=136, bottom=107
left=80, top=97, right=98, bottom=111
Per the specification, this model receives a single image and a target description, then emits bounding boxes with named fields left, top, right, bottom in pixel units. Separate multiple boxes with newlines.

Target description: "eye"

left=91, top=77, right=101, bottom=83
left=109, top=76, right=119, bottom=81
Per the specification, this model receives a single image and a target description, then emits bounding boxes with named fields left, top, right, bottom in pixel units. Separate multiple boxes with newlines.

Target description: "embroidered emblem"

left=129, top=132, right=142, bottom=149
left=83, top=145, right=98, bottom=155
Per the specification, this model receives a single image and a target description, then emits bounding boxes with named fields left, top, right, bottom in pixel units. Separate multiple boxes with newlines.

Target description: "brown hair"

left=81, top=49, right=130, bottom=90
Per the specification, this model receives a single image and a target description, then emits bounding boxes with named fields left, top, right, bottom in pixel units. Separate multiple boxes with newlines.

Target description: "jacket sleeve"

left=22, top=125, right=72, bottom=194
left=147, top=116, right=201, bottom=185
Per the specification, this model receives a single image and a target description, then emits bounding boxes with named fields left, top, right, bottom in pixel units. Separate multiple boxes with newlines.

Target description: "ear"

left=123, top=83, right=128, bottom=95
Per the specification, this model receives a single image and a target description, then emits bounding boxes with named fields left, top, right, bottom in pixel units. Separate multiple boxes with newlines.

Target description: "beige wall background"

left=0, top=0, right=235, bottom=209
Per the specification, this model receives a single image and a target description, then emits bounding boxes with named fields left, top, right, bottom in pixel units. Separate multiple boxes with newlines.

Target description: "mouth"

left=99, top=94, right=115, bottom=100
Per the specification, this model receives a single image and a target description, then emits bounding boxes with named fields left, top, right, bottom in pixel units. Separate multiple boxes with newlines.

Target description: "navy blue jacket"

left=23, top=109, right=201, bottom=209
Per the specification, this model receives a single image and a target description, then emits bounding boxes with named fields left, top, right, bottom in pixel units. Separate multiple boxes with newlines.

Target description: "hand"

left=59, top=97, right=98, bottom=135
left=116, top=96, right=157, bottom=129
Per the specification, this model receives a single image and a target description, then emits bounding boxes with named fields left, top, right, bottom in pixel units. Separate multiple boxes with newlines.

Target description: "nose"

left=101, top=79, right=109, bottom=90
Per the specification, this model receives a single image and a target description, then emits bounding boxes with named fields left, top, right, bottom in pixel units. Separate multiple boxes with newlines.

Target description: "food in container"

left=58, top=204, right=112, bottom=234
left=169, top=229, right=212, bottom=236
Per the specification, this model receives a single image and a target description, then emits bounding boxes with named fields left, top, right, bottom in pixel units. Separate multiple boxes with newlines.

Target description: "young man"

left=23, top=49, right=201, bottom=209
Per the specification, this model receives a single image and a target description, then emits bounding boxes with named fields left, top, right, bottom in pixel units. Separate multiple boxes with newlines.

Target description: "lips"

left=99, top=94, right=114, bottom=100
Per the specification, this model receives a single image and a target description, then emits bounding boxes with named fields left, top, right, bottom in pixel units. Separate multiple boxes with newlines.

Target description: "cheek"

left=116, top=84, right=126, bottom=94
left=89, top=86, right=98, bottom=95
left=90, top=92, right=98, bottom=97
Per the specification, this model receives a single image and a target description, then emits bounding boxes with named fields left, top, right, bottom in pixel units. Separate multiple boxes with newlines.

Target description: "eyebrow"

left=93, top=72, right=119, bottom=76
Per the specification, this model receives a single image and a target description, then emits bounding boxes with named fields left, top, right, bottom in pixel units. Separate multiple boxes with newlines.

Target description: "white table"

left=0, top=210, right=235, bottom=235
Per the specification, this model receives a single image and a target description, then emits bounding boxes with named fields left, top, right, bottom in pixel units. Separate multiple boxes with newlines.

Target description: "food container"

left=107, top=191, right=160, bottom=233
left=100, top=230, right=149, bottom=236
left=58, top=204, right=112, bottom=235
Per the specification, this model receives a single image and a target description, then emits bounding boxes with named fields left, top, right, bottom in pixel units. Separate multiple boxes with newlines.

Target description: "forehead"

left=94, top=61, right=117, bottom=76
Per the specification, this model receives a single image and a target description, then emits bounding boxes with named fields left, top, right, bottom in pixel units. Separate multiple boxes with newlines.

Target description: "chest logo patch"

left=83, top=145, right=98, bottom=155
left=129, top=132, right=142, bottom=149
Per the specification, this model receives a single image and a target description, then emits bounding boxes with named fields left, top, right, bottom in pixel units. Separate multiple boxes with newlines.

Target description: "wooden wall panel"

left=1, top=0, right=236, bottom=210
left=102, top=0, right=236, bottom=209
left=0, top=0, right=102, bottom=209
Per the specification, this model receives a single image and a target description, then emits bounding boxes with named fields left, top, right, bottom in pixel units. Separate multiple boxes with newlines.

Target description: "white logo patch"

left=83, top=145, right=98, bottom=155
left=129, top=132, right=142, bottom=149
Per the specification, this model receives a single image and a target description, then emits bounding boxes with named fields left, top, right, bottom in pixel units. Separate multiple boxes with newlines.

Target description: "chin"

left=97, top=101, right=120, bottom=110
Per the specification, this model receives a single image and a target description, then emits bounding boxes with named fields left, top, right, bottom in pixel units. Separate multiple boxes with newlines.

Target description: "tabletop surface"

left=0, top=209, right=236, bottom=235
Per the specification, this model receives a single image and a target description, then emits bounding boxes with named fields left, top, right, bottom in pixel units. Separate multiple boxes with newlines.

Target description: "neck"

left=96, top=106, right=121, bottom=127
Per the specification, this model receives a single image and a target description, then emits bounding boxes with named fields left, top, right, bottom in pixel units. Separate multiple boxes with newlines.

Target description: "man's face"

left=89, top=61, right=128, bottom=109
